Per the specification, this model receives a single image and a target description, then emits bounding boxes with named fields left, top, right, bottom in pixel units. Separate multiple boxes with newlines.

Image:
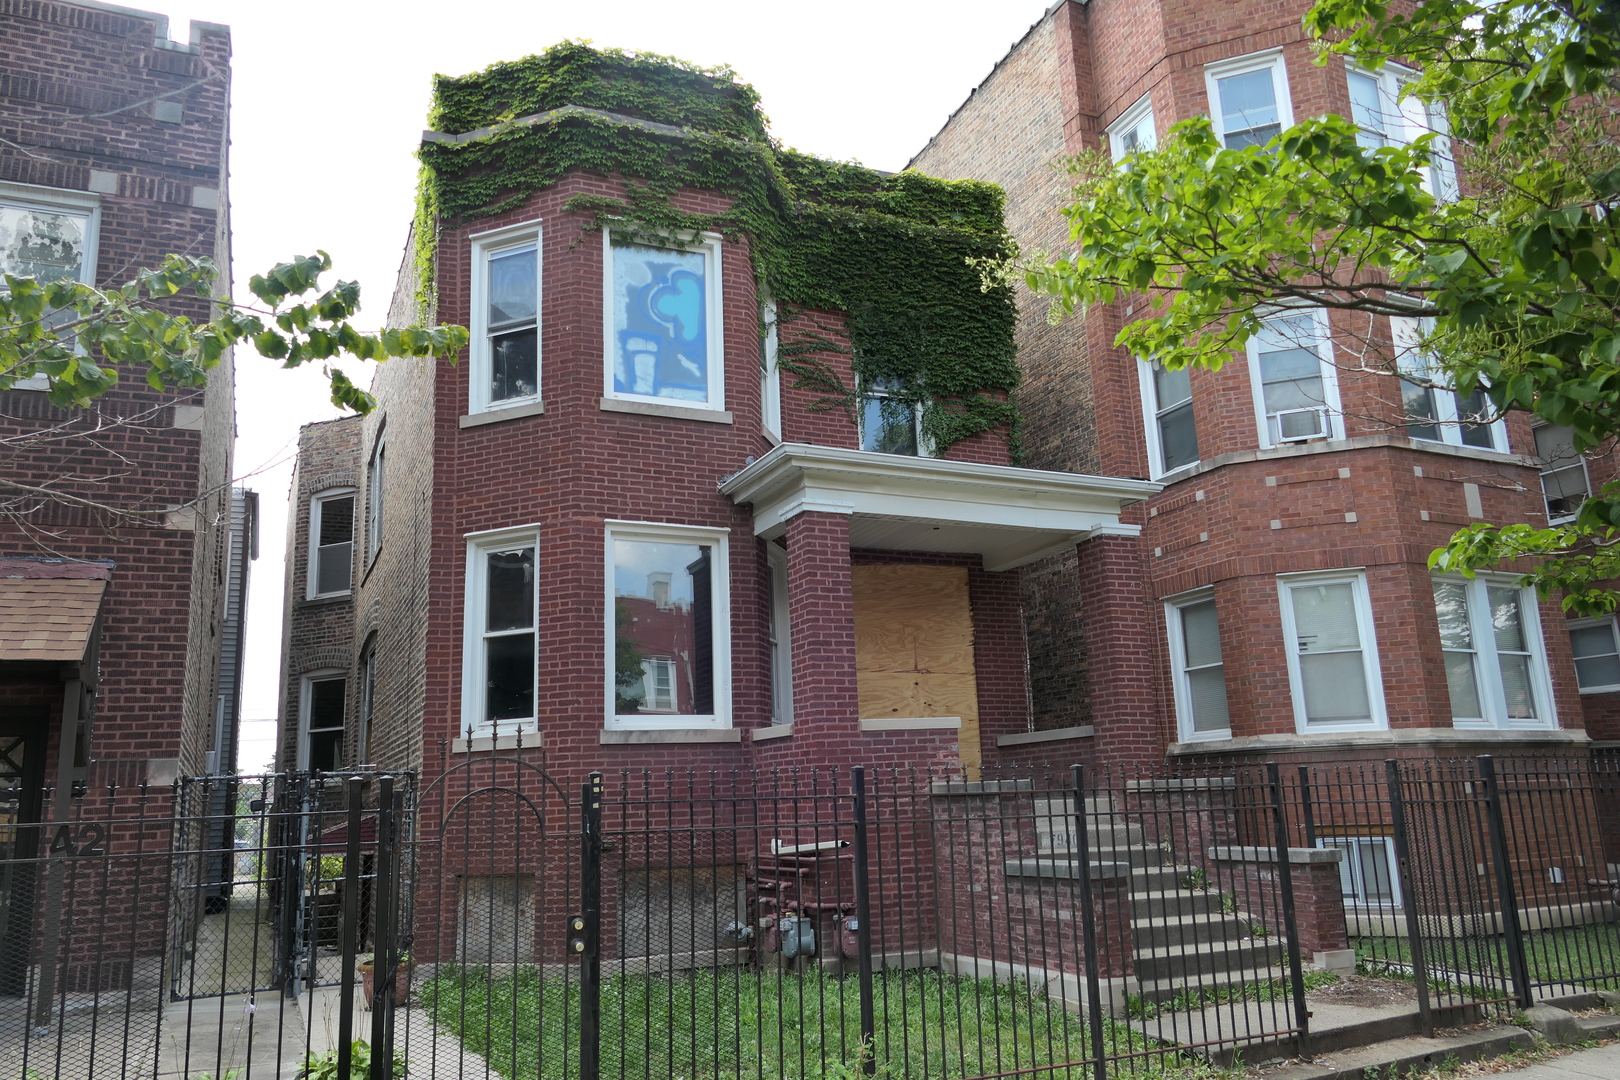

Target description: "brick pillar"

left=1074, top=534, right=1165, bottom=762
left=783, top=511, right=860, bottom=757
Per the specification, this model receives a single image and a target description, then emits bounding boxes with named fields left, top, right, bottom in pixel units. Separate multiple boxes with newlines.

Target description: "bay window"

left=1108, top=95, right=1157, bottom=160
left=1247, top=311, right=1342, bottom=448
left=1570, top=619, right=1620, bottom=693
left=1279, top=571, right=1386, bottom=732
left=603, top=229, right=724, bottom=410
left=1432, top=576, right=1555, bottom=728
left=1206, top=52, right=1293, bottom=150
left=606, top=521, right=730, bottom=729
left=469, top=221, right=541, bottom=413
left=462, top=528, right=538, bottom=738
left=1346, top=66, right=1456, bottom=199
left=1391, top=316, right=1504, bottom=451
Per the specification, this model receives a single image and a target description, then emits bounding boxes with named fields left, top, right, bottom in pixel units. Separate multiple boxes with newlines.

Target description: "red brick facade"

left=912, top=0, right=1604, bottom=766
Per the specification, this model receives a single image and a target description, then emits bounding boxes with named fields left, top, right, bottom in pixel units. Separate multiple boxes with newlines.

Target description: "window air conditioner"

left=1274, top=407, right=1328, bottom=442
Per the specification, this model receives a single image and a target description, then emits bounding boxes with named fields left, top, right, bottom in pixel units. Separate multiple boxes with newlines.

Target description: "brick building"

left=0, top=0, right=239, bottom=1003
left=909, top=0, right=1609, bottom=779
left=272, top=48, right=1157, bottom=794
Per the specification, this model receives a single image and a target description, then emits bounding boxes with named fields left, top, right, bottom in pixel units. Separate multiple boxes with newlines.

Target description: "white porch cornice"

left=719, top=443, right=1160, bottom=572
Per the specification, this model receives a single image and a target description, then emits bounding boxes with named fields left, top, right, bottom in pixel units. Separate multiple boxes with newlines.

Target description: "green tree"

left=1, top=251, right=466, bottom=413
left=1021, top=0, right=1620, bottom=613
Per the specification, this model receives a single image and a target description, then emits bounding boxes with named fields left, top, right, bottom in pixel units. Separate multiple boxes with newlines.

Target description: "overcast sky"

left=143, top=0, right=1055, bottom=770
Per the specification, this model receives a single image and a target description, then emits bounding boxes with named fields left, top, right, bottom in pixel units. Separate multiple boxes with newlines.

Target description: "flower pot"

left=359, top=960, right=413, bottom=1009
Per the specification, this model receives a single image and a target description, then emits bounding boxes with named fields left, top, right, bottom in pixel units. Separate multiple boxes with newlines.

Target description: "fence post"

left=336, top=777, right=364, bottom=1076
left=1477, top=755, right=1533, bottom=1009
left=850, top=766, right=877, bottom=1075
left=1267, top=762, right=1311, bottom=1058
left=1385, top=759, right=1433, bottom=1036
left=370, top=776, right=396, bottom=1080
left=580, top=772, right=604, bottom=1080
left=1070, top=765, right=1107, bottom=1080
left=1296, top=765, right=1318, bottom=849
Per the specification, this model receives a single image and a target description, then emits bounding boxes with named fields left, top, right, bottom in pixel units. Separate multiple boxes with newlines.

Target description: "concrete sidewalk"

left=1493, top=1042, right=1620, bottom=1078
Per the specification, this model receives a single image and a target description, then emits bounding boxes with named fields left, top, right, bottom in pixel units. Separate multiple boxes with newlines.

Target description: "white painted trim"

left=1137, top=358, right=1199, bottom=480
left=1568, top=617, right=1620, bottom=694
left=1246, top=309, right=1344, bottom=450
left=767, top=544, right=793, bottom=725
left=1436, top=573, right=1558, bottom=730
left=297, top=669, right=347, bottom=772
left=602, top=228, right=726, bottom=412
left=1276, top=569, right=1388, bottom=734
left=1107, top=94, right=1157, bottom=161
left=859, top=717, right=962, bottom=731
left=468, top=218, right=542, bottom=415
left=1204, top=48, right=1294, bottom=148
left=1346, top=63, right=1456, bottom=200
left=1390, top=315, right=1507, bottom=451
left=0, top=182, right=103, bottom=391
left=460, top=526, right=540, bottom=740
left=1164, top=588, right=1231, bottom=743
left=762, top=299, right=782, bottom=441
left=306, top=488, right=356, bottom=600
left=603, top=520, right=732, bottom=731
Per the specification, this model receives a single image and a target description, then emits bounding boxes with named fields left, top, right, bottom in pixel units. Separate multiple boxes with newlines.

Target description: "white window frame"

left=1164, top=588, right=1230, bottom=742
left=1346, top=64, right=1457, bottom=200
left=1569, top=617, right=1620, bottom=694
left=0, top=181, right=102, bottom=391
left=1277, top=569, right=1388, bottom=734
left=1247, top=309, right=1345, bottom=449
left=306, top=488, right=355, bottom=600
left=365, top=428, right=386, bottom=565
left=1205, top=50, right=1295, bottom=150
left=1137, top=358, right=1199, bottom=479
left=602, top=227, right=725, bottom=411
left=857, top=378, right=930, bottom=457
left=1107, top=94, right=1157, bottom=161
left=1534, top=421, right=1591, bottom=524
left=604, top=520, right=732, bottom=730
left=460, top=525, right=540, bottom=739
left=768, top=544, right=793, bottom=725
left=762, top=299, right=782, bottom=442
left=1434, top=574, right=1558, bottom=730
left=297, top=669, right=347, bottom=772
left=1319, top=836, right=1402, bottom=907
left=1390, top=315, right=1507, bottom=451
left=468, top=219, right=542, bottom=415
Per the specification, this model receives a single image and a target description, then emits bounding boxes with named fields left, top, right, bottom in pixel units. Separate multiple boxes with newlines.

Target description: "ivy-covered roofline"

left=415, top=41, right=1020, bottom=455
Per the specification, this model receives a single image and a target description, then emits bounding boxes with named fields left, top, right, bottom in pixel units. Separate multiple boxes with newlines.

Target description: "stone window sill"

left=461, top=400, right=545, bottom=428
left=599, top=398, right=733, bottom=424
left=452, top=732, right=543, bottom=754
left=600, top=728, right=743, bottom=745
left=859, top=717, right=960, bottom=732
left=995, top=725, right=1094, bottom=748
left=752, top=724, right=793, bottom=742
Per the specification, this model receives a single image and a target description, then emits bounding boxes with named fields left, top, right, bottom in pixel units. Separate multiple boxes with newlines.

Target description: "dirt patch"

left=1306, top=974, right=1419, bottom=1009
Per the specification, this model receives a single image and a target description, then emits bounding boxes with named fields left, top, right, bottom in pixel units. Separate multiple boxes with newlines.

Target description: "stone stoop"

left=1030, top=796, right=1287, bottom=1005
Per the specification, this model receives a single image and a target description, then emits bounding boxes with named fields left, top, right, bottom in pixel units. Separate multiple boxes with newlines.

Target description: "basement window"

left=1320, top=836, right=1400, bottom=905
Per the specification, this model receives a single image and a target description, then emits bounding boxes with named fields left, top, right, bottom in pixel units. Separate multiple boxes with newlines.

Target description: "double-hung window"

left=1108, top=95, right=1157, bottom=161
left=1570, top=619, right=1620, bottom=693
left=1, top=182, right=101, bottom=390
left=1534, top=423, right=1590, bottom=522
left=603, top=229, right=724, bottom=410
left=858, top=377, right=923, bottom=456
left=1432, top=576, right=1555, bottom=728
left=1346, top=66, right=1456, bottom=199
left=1139, top=360, right=1198, bottom=476
left=462, top=529, right=538, bottom=738
left=1391, top=316, right=1504, bottom=451
left=469, top=222, right=541, bottom=413
left=1278, top=571, right=1386, bottom=732
left=300, top=674, right=346, bottom=772
left=1247, top=311, right=1342, bottom=447
left=307, top=490, right=354, bottom=598
left=606, top=521, right=731, bottom=729
left=1166, top=591, right=1230, bottom=741
left=767, top=545, right=793, bottom=725
left=761, top=299, right=782, bottom=441
left=1206, top=52, right=1293, bottom=150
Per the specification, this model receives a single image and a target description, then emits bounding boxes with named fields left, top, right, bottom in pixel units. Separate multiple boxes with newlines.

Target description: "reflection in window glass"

left=1347, top=71, right=1390, bottom=149
left=1571, top=623, right=1620, bottom=690
left=487, top=245, right=537, bottom=402
left=0, top=203, right=86, bottom=283
left=1433, top=580, right=1482, bottom=719
left=611, top=240, right=709, bottom=403
left=1289, top=581, right=1372, bottom=725
left=483, top=546, right=536, bottom=725
left=1152, top=363, right=1197, bottom=471
left=1489, top=586, right=1538, bottom=720
left=860, top=380, right=920, bottom=456
left=613, top=539, right=714, bottom=717
left=1178, top=599, right=1229, bottom=733
left=1217, top=68, right=1281, bottom=148
left=1432, top=577, right=1548, bottom=726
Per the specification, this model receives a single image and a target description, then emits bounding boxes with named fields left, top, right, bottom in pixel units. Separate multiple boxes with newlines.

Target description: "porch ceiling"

left=719, top=443, right=1160, bottom=572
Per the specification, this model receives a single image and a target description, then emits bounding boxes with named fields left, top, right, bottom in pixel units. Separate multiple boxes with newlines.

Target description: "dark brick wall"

left=0, top=2, right=233, bottom=781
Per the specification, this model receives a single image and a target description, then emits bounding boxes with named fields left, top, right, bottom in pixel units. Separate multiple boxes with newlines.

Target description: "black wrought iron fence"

left=0, top=751, right=1614, bottom=1080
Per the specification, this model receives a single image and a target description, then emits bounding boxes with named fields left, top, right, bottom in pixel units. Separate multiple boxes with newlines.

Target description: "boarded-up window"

left=852, top=564, right=980, bottom=769
left=457, top=875, right=536, bottom=964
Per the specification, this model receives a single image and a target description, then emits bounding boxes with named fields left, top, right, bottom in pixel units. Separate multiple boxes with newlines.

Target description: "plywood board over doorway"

left=852, top=564, right=980, bottom=770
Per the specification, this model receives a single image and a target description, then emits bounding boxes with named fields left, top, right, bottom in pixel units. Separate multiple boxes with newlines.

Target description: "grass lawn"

left=1355, top=922, right=1620, bottom=991
left=418, top=965, right=1236, bottom=1080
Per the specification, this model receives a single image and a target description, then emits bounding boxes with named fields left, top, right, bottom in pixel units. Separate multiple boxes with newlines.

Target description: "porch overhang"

left=719, top=443, right=1160, bottom=572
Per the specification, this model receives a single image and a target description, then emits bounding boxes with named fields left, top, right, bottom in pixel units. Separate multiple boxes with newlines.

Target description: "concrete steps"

left=1256, top=1025, right=1535, bottom=1080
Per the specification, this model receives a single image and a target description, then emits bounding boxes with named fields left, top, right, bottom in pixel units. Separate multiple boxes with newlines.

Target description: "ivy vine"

left=414, top=42, right=1019, bottom=454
